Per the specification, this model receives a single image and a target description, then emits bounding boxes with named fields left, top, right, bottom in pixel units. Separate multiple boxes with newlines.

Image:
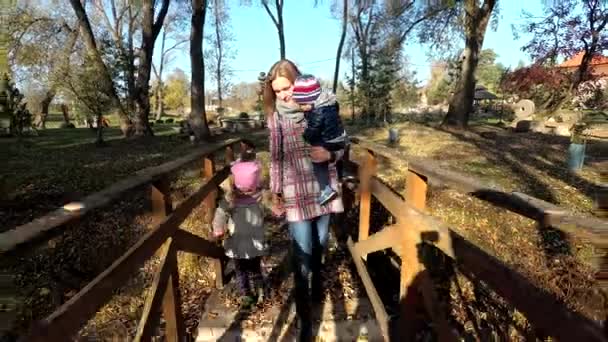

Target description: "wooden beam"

left=347, top=237, right=391, bottom=342
left=1, top=138, right=241, bottom=254
left=203, top=156, right=218, bottom=224
left=161, top=253, right=184, bottom=342
left=20, top=166, right=231, bottom=342
left=398, top=228, right=424, bottom=341
left=405, top=170, right=427, bottom=211
left=202, top=156, right=223, bottom=288
left=134, top=239, right=176, bottom=342
left=358, top=151, right=377, bottom=242
left=151, top=177, right=173, bottom=225
left=173, top=229, right=225, bottom=259
left=352, top=224, right=400, bottom=258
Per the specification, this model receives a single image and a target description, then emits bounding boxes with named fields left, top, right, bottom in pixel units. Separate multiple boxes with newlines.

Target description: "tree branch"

left=93, top=0, right=122, bottom=45
left=163, top=38, right=188, bottom=56
left=152, top=0, right=171, bottom=41
left=262, top=0, right=279, bottom=28
left=398, top=5, right=451, bottom=46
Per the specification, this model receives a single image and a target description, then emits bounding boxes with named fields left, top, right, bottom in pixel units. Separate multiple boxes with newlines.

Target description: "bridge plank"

left=20, top=166, right=230, bottom=342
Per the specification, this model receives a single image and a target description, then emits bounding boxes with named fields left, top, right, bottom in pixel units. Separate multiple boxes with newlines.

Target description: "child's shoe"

left=318, top=186, right=337, bottom=206
left=239, top=295, right=256, bottom=310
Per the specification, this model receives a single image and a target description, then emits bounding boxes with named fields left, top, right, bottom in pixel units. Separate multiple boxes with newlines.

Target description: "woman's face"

left=271, top=76, right=294, bottom=102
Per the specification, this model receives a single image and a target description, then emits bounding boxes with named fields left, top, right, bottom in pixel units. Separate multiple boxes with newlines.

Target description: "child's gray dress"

left=221, top=202, right=267, bottom=259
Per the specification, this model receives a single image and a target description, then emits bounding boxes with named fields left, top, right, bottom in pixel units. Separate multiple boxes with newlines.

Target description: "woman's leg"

left=289, top=220, right=314, bottom=337
left=311, top=214, right=330, bottom=301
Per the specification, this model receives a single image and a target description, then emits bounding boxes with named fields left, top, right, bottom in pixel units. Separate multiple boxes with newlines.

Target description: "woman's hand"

left=272, top=193, right=285, bottom=217
left=310, top=146, right=331, bottom=163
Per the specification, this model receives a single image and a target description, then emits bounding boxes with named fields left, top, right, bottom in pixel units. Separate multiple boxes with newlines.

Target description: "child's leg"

left=244, top=257, right=264, bottom=296
left=313, top=161, right=337, bottom=205
left=234, top=259, right=251, bottom=296
left=312, top=161, right=330, bottom=190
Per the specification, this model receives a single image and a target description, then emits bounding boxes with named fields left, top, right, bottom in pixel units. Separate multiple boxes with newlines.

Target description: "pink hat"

left=231, top=160, right=261, bottom=192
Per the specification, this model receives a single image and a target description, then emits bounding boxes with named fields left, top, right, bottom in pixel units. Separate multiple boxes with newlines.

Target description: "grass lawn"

left=0, top=124, right=199, bottom=230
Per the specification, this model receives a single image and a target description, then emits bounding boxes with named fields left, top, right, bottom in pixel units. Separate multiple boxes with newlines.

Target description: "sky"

left=162, top=1, right=545, bottom=88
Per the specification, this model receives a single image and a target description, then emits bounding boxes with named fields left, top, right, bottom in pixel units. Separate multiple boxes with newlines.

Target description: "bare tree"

left=332, top=0, right=348, bottom=93
left=263, top=0, right=285, bottom=59
left=133, top=0, right=171, bottom=136
left=152, top=9, right=189, bottom=120
left=68, top=0, right=134, bottom=136
left=205, top=0, right=235, bottom=109
left=190, top=0, right=212, bottom=140
left=90, top=0, right=140, bottom=114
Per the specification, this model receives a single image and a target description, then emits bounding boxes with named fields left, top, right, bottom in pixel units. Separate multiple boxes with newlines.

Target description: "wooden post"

left=203, top=156, right=216, bottom=224
left=162, top=248, right=185, bottom=342
left=203, top=155, right=223, bottom=288
left=358, top=150, right=376, bottom=242
left=150, top=177, right=173, bottom=224
left=398, top=169, right=429, bottom=340
left=406, top=170, right=427, bottom=212
left=342, top=144, right=354, bottom=211
left=225, top=145, right=235, bottom=191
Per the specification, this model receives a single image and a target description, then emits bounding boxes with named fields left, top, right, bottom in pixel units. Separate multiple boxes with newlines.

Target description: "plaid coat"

left=268, top=109, right=344, bottom=223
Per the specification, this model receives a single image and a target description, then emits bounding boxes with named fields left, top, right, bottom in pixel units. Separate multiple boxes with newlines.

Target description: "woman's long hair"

left=263, top=59, right=301, bottom=117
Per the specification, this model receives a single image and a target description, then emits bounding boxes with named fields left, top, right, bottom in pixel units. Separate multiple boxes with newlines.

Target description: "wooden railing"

left=1, top=138, right=242, bottom=341
left=344, top=137, right=608, bottom=342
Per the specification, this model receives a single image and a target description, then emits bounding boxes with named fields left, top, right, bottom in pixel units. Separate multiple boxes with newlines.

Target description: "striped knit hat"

left=292, top=74, right=321, bottom=105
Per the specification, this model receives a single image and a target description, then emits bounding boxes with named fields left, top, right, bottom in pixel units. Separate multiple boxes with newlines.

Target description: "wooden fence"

left=1, top=138, right=242, bottom=342
left=344, top=137, right=608, bottom=342
left=3, top=133, right=607, bottom=341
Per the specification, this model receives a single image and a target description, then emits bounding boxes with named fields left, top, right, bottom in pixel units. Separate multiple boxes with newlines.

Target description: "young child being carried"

left=292, top=74, right=348, bottom=205
left=212, top=139, right=266, bottom=310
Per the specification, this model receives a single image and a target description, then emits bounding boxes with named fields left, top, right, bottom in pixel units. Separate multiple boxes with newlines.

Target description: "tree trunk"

left=126, top=2, right=136, bottom=116
left=190, top=0, right=211, bottom=141
left=155, top=84, right=164, bottom=121
left=573, top=46, right=597, bottom=90
left=95, top=113, right=105, bottom=146
left=61, top=104, right=71, bottom=125
left=443, top=0, right=496, bottom=129
left=68, top=0, right=133, bottom=136
left=154, top=30, right=167, bottom=121
left=35, top=22, right=77, bottom=129
left=134, top=0, right=170, bottom=136
left=36, top=90, right=55, bottom=129
left=277, top=0, right=285, bottom=59
left=214, top=1, right=223, bottom=108
left=333, top=0, right=348, bottom=94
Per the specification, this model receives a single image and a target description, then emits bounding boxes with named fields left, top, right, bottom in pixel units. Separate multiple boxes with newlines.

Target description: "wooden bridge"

left=1, top=136, right=607, bottom=341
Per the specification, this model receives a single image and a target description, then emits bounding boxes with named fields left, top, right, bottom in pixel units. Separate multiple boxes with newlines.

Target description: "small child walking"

left=292, top=74, right=348, bottom=205
left=212, top=139, right=266, bottom=309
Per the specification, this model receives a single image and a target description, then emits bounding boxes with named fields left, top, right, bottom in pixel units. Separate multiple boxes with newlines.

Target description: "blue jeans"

left=289, top=214, right=330, bottom=322
left=312, top=161, right=330, bottom=190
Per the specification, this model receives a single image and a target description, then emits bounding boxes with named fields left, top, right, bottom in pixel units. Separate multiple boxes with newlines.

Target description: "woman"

left=264, top=59, right=344, bottom=341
